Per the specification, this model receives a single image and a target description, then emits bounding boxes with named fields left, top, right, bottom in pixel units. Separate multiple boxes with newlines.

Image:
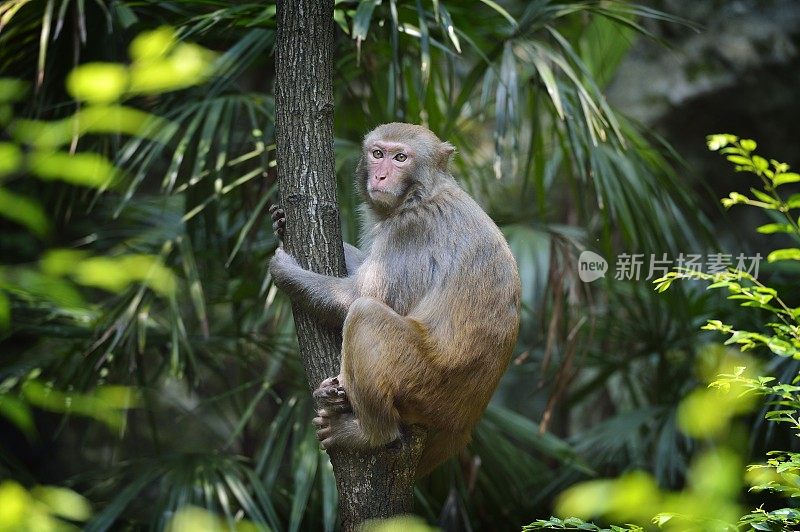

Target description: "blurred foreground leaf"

left=72, top=254, right=176, bottom=295
left=21, top=380, right=140, bottom=430
left=0, top=142, right=22, bottom=176
left=0, top=187, right=49, bottom=236
left=165, top=506, right=262, bottom=532
left=28, top=151, right=116, bottom=188
left=13, top=106, right=172, bottom=149
left=67, top=63, right=129, bottom=103
left=362, top=515, right=440, bottom=532
left=31, top=486, right=92, bottom=522
left=0, top=480, right=91, bottom=530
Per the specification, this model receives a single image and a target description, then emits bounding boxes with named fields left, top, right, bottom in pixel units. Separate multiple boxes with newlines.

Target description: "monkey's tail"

left=415, top=430, right=471, bottom=478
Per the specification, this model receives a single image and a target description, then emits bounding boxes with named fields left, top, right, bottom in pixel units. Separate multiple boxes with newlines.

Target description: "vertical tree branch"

left=274, top=0, right=344, bottom=389
left=274, top=1, right=426, bottom=530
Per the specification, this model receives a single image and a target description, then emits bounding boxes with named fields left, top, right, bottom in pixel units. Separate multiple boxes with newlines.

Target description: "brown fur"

left=270, top=123, right=520, bottom=477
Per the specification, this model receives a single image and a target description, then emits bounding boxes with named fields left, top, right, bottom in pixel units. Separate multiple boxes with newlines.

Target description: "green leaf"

left=94, top=386, right=140, bottom=409
left=31, top=486, right=92, bottom=521
left=415, top=0, right=431, bottom=91
left=0, top=142, right=22, bottom=177
left=0, top=104, right=10, bottom=126
left=352, top=0, right=381, bottom=43
left=333, top=7, right=349, bottom=34
left=530, top=49, right=565, bottom=120
left=767, top=337, right=796, bottom=357
left=0, top=187, right=49, bottom=237
left=28, top=150, right=116, bottom=188
left=721, top=191, right=749, bottom=208
left=478, top=0, right=517, bottom=27
left=437, top=3, right=461, bottom=53
left=66, top=63, right=129, bottom=103
left=13, top=269, right=84, bottom=308
left=740, top=139, right=757, bottom=152
left=0, top=395, right=34, bottom=438
left=72, top=254, right=176, bottom=296
left=0, top=291, right=8, bottom=330
left=768, top=248, right=800, bottom=262
left=128, top=42, right=213, bottom=95
left=320, top=455, right=337, bottom=532
left=774, top=172, right=800, bottom=186
left=750, top=188, right=778, bottom=205
left=129, top=26, right=176, bottom=61
left=13, top=106, right=169, bottom=149
left=0, top=78, right=28, bottom=103
left=37, top=0, right=54, bottom=90
left=0, top=480, right=33, bottom=526
left=164, top=507, right=221, bottom=531
left=757, top=223, right=794, bottom=234
left=726, top=155, right=752, bottom=166
left=707, top=134, right=737, bottom=151
left=40, top=249, right=90, bottom=277
left=289, top=421, right=319, bottom=532
left=21, top=380, right=129, bottom=429
left=752, top=155, right=769, bottom=173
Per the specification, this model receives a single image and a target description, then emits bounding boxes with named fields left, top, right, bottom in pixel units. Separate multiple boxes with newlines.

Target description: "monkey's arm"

left=270, top=248, right=357, bottom=328
left=343, top=242, right=365, bottom=275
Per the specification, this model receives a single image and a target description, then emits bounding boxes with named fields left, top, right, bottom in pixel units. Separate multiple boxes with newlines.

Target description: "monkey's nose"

left=375, top=174, right=387, bottom=181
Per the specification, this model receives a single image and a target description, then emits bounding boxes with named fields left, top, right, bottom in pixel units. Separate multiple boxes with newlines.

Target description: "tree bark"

left=274, top=2, right=426, bottom=530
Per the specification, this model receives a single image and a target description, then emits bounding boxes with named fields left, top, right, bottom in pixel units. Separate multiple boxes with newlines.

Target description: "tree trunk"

left=274, top=2, right=426, bottom=530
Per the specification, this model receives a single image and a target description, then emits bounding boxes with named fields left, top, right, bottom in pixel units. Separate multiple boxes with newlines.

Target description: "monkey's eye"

left=372, top=149, right=383, bottom=159
left=394, top=153, right=407, bottom=162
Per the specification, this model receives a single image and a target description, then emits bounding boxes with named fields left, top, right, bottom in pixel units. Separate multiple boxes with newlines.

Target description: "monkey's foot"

left=313, top=375, right=351, bottom=413
left=269, top=204, right=285, bottom=239
left=312, top=408, right=336, bottom=448
left=313, top=409, right=357, bottom=449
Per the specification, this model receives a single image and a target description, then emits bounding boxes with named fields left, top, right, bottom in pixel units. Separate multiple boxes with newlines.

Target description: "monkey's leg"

left=316, top=296, right=428, bottom=450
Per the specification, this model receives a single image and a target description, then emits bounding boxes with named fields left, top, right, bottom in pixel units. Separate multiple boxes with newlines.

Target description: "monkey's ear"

left=438, top=141, right=455, bottom=170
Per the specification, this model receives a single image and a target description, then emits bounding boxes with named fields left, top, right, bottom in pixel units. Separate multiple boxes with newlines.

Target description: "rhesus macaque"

left=270, top=123, right=520, bottom=476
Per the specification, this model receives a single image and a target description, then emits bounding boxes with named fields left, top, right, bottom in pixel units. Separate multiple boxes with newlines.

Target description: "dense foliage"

left=529, top=136, right=800, bottom=530
left=2, top=1, right=788, bottom=530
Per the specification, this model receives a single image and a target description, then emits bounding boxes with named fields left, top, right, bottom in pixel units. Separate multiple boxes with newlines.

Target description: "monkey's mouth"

left=367, top=187, right=400, bottom=203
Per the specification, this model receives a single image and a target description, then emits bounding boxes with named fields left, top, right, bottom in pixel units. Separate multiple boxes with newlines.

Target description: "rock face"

left=608, top=0, right=800, bottom=126
left=607, top=0, right=800, bottom=247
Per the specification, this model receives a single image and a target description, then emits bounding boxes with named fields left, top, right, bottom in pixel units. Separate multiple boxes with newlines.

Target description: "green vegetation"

left=0, top=480, right=92, bottom=531
left=0, top=1, right=796, bottom=530
left=529, top=136, right=800, bottom=530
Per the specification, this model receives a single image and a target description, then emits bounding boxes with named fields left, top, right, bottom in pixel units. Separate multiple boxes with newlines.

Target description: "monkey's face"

left=364, top=141, right=414, bottom=209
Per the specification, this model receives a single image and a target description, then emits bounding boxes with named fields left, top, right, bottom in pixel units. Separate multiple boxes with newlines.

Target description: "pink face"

left=366, top=141, right=413, bottom=203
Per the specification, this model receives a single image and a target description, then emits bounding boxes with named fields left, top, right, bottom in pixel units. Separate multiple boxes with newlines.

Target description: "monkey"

left=269, top=122, right=520, bottom=477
